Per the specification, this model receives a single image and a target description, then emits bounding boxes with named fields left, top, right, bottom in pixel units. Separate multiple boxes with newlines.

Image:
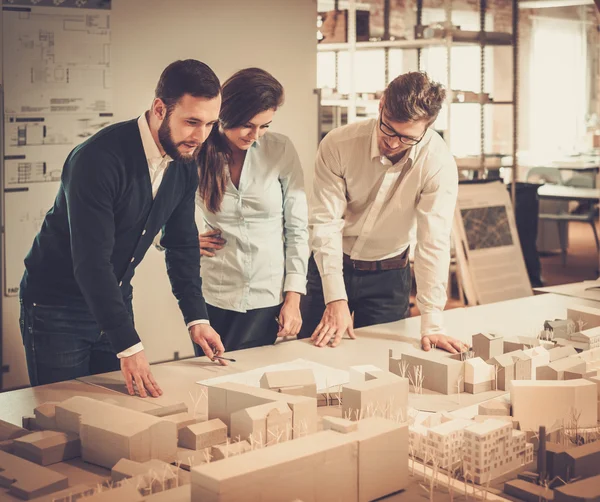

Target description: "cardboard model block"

left=545, top=442, right=568, bottom=480
left=144, top=403, right=189, bottom=418
left=544, top=319, right=577, bottom=339
left=511, top=380, right=598, bottom=431
left=464, top=357, right=495, bottom=394
left=342, top=371, right=408, bottom=421
left=510, top=350, right=533, bottom=381
left=322, top=416, right=358, bottom=433
left=504, top=479, right=553, bottom=502
left=536, top=358, right=587, bottom=380
left=164, top=412, right=197, bottom=431
left=22, top=416, right=40, bottom=431
left=76, top=482, right=144, bottom=501
left=353, top=417, right=408, bottom=502
left=565, top=440, right=600, bottom=480
left=567, top=305, right=600, bottom=330
left=141, top=485, right=190, bottom=502
left=472, top=333, right=504, bottom=361
left=488, top=354, right=515, bottom=391
left=0, top=450, right=68, bottom=500
left=55, top=396, right=177, bottom=468
left=260, top=370, right=317, bottom=398
left=26, top=484, right=96, bottom=501
left=191, top=430, right=358, bottom=502
left=178, top=419, right=227, bottom=451
left=13, top=430, right=80, bottom=466
left=548, top=345, right=578, bottom=363
left=523, top=346, right=551, bottom=381
left=554, top=473, right=600, bottom=502
left=207, top=382, right=317, bottom=438
left=0, top=440, right=14, bottom=453
left=473, top=415, right=519, bottom=429
left=503, top=337, right=540, bottom=353
left=399, top=350, right=464, bottom=394
left=210, top=440, right=251, bottom=461
left=111, top=458, right=185, bottom=492
left=230, top=402, right=292, bottom=447
left=565, top=369, right=598, bottom=380
left=0, top=419, right=29, bottom=441
left=478, top=400, right=511, bottom=416
left=33, top=403, right=58, bottom=431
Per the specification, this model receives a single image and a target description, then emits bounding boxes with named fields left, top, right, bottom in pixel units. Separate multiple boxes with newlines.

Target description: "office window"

left=528, top=16, right=588, bottom=154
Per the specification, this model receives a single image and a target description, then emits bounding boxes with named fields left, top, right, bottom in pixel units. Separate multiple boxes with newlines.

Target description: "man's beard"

left=158, top=113, right=198, bottom=162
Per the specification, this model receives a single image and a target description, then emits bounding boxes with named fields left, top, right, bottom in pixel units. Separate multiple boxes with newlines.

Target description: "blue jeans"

left=19, top=297, right=134, bottom=386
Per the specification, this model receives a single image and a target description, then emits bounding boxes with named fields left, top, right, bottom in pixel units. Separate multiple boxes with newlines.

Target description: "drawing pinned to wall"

left=6, top=115, right=112, bottom=150
left=2, top=0, right=112, bottom=296
left=2, top=2, right=111, bottom=115
left=5, top=159, right=62, bottom=185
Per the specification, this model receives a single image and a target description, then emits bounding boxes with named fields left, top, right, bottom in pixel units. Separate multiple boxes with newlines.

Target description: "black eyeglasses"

left=379, top=116, right=426, bottom=146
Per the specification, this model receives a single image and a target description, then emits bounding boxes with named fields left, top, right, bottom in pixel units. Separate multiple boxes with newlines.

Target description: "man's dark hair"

left=383, top=72, right=446, bottom=125
left=155, top=59, right=221, bottom=110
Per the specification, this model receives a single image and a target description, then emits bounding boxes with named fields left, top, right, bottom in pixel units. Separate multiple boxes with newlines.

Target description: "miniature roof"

left=547, top=358, right=585, bottom=372
left=464, top=419, right=509, bottom=436
left=555, top=474, right=600, bottom=498
left=429, top=419, right=475, bottom=436
left=579, top=326, right=600, bottom=337
left=510, top=350, right=532, bottom=362
left=236, top=402, right=291, bottom=421
left=511, top=379, right=595, bottom=389
left=473, top=333, right=501, bottom=341
left=566, top=440, right=600, bottom=460
left=260, top=369, right=316, bottom=389
left=548, top=345, right=578, bottom=361
left=544, top=319, right=572, bottom=328
left=489, top=354, right=515, bottom=367
left=465, top=357, right=493, bottom=369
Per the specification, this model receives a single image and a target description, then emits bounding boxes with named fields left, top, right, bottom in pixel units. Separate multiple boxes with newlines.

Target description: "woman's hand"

left=199, top=229, right=226, bottom=257
left=277, top=292, right=302, bottom=337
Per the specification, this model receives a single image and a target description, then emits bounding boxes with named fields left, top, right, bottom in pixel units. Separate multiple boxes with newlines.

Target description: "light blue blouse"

left=196, top=132, right=309, bottom=313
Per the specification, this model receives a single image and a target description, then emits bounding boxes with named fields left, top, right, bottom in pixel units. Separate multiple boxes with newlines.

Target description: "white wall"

left=1, top=0, right=318, bottom=389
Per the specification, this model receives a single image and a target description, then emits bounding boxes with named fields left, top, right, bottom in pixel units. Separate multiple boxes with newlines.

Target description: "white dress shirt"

left=196, top=132, right=309, bottom=312
left=116, top=114, right=208, bottom=358
left=310, top=118, right=458, bottom=336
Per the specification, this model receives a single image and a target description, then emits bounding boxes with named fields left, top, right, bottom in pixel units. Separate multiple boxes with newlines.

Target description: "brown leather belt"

left=343, top=247, right=410, bottom=272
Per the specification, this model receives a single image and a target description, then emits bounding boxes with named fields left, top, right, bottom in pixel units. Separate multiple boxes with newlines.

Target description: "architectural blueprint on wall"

left=2, top=1, right=112, bottom=295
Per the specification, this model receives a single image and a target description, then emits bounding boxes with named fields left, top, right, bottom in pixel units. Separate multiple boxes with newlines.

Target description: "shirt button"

left=131, top=257, right=135, bottom=263
left=142, top=229, right=147, bottom=236
left=119, top=281, right=123, bottom=287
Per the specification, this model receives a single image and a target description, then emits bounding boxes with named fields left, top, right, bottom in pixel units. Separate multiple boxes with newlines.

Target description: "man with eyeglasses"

left=300, top=72, right=465, bottom=354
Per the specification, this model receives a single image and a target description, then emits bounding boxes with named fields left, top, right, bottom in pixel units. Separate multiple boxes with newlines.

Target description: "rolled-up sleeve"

left=279, top=139, right=309, bottom=294
left=414, top=153, right=458, bottom=336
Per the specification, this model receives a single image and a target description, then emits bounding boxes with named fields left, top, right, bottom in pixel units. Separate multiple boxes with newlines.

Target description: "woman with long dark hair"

left=195, top=68, right=308, bottom=354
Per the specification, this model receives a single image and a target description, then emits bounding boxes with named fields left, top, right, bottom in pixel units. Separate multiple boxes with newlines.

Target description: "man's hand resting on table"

left=121, top=350, right=162, bottom=398
left=311, top=300, right=356, bottom=348
left=421, top=334, right=469, bottom=354
left=190, top=323, right=228, bottom=365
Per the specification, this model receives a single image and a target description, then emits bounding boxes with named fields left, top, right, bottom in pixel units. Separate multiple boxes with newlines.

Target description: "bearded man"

left=19, top=60, right=226, bottom=396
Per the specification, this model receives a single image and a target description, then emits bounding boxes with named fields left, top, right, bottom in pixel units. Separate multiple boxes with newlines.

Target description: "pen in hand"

left=212, top=355, right=236, bottom=363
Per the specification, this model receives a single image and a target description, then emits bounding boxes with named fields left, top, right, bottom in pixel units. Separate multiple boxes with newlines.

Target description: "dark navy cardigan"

left=20, top=119, right=207, bottom=353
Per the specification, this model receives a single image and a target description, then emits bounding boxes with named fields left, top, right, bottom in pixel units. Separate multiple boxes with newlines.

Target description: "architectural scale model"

left=3, top=309, right=600, bottom=501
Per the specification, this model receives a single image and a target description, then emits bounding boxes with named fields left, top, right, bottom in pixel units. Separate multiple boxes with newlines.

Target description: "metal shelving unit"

left=317, top=0, right=520, bottom=204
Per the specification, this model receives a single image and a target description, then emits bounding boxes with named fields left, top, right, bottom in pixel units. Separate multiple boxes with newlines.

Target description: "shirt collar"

left=369, top=118, right=421, bottom=167
left=138, top=112, right=172, bottom=165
